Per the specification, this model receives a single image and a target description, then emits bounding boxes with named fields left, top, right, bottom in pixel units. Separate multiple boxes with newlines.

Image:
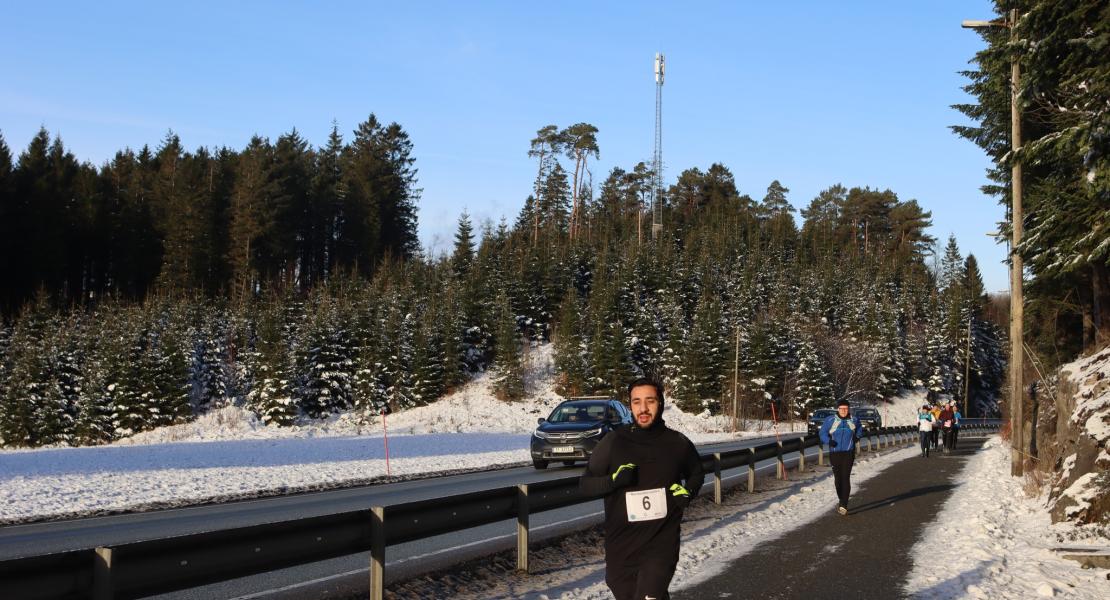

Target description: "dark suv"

left=856, top=407, right=882, bottom=431
left=807, top=408, right=836, bottom=436
left=530, top=398, right=632, bottom=469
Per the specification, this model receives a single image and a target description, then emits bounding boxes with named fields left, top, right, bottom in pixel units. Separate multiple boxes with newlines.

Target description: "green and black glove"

left=669, top=483, right=691, bottom=509
left=610, top=463, right=637, bottom=489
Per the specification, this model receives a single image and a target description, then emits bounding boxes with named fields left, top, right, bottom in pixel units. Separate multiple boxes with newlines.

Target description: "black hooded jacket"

left=578, top=417, right=705, bottom=564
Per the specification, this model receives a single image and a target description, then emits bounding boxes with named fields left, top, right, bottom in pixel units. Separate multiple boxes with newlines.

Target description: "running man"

left=579, top=377, right=705, bottom=600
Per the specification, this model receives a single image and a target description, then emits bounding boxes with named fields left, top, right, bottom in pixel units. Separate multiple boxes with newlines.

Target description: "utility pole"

left=651, top=52, right=665, bottom=240
left=732, top=324, right=740, bottom=433
left=963, top=8, right=1024, bottom=476
left=964, top=315, right=972, bottom=418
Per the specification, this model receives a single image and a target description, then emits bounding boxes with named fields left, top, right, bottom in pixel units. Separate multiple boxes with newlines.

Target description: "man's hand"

left=829, top=439, right=838, bottom=449
left=669, top=483, right=691, bottom=508
left=610, top=463, right=637, bottom=489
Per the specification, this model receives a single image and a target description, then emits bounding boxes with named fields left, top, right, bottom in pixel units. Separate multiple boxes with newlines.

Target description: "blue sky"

left=0, top=0, right=1008, bottom=291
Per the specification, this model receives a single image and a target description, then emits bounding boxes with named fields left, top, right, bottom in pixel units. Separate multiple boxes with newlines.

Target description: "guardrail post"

left=775, top=441, right=785, bottom=479
left=797, top=442, right=806, bottom=473
left=516, top=484, right=529, bottom=573
left=747, top=448, right=757, bottom=492
left=817, top=443, right=825, bottom=466
left=713, top=453, right=722, bottom=505
left=94, top=546, right=114, bottom=600
left=370, top=506, right=385, bottom=600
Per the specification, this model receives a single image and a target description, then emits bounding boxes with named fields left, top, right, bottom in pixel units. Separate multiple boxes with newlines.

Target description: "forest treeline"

left=0, top=115, right=419, bottom=312
left=0, top=117, right=1007, bottom=447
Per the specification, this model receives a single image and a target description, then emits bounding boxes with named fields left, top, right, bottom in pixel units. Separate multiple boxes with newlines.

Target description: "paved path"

left=674, top=436, right=990, bottom=600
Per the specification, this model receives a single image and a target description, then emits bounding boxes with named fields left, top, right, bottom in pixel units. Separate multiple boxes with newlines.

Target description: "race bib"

left=625, top=488, right=667, bottom=522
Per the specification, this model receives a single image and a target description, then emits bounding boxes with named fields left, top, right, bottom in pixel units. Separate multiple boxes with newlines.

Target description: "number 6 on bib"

left=625, top=487, right=667, bottom=521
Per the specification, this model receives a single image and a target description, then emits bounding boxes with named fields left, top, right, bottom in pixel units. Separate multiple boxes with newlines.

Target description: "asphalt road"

left=674, top=435, right=991, bottom=600
left=0, top=432, right=812, bottom=599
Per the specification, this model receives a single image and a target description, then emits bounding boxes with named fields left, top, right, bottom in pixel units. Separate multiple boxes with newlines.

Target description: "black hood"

left=537, top=420, right=605, bottom=433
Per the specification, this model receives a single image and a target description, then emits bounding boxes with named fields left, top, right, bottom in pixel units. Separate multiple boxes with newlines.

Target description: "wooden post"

left=776, top=441, right=785, bottom=479
left=747, top=448, right=757, bottom=492
left=94, top=547, right=114, bottom=600
left=516, top=485, right=529, bottom=572
left=818, top=444, right=825, bottom=466
left=370, top=506, right=385, bottom=600
left=713, top=453, right=722, bottom=505
left=797, top=441, right=806, bottom=473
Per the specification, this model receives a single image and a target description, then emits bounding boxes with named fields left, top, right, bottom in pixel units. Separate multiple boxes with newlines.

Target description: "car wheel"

left=562, top=460, right=576, bottom=467
left=533, top=460, right=548, bottom=470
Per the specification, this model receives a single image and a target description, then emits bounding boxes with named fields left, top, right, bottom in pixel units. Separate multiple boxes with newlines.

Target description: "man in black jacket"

left=579, top=377, right=705, bottom=600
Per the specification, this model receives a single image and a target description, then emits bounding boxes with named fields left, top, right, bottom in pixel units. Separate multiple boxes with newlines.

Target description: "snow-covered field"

left=905, top=437, right=1109, bottom=599
left=0, top=346, right=727, bottom=523
left=0, top=344, right=925, bottom=524
left=4, top=343, right=1103, bottom=599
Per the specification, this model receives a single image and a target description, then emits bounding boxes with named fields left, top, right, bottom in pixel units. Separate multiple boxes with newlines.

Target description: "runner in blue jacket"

left=819, top=399, right=863, bottom=515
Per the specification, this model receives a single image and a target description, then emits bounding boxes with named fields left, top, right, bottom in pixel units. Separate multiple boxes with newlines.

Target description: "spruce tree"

left=794, top=335, right=834, bottom=416
left=491, top=292, right=525, bottom=401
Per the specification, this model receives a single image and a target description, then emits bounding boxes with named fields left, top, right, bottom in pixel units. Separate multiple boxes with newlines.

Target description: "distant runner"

left=578, top=377, right=705, bottom=600
left=918, top=404, right=935, bottom=457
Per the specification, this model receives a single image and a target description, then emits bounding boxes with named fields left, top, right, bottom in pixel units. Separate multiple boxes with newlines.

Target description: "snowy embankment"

left=388, top=444, right=919, bottom=599
left=0, top=346, right=710, bottom=524
left=904, top=437, right=1108, bottom=599
left=0, top=343, right=926, bottom=525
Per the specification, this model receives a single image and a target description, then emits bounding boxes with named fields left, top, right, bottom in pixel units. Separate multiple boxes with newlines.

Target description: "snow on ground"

left=0, top=341, right=950, bottom=529
left=387, top=444, right=921, bottom=599
left=876, top=387, right=933, bottom=427
left=904, top=437, right=1109, bottom=599
left=391, top=436, right=1108, bottom=600
left=0, top=344, right=751, bottom=524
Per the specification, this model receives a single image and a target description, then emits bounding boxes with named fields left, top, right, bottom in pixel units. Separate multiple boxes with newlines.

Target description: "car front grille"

left=543, top=432, right=586, bottom=442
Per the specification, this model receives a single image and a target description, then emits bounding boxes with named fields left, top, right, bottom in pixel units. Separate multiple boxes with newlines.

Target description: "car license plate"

left=552, top=446, right=575, bottom=454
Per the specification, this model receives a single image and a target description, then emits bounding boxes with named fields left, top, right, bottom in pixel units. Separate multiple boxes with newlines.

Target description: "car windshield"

left=811, top=409, right=836, bottom=420
left=547, top=402, right=608, bottom=423
left=859, top=409, right=879, bottom=417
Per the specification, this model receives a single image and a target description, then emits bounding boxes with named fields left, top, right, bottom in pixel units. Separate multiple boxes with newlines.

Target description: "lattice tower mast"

left=651, top=53, right=665, bottom=239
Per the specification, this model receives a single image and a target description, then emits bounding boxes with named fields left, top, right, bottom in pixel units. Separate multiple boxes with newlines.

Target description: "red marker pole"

left=382, top=410, right=391, bottom=476
left=770, top=401, right=781, bottom=440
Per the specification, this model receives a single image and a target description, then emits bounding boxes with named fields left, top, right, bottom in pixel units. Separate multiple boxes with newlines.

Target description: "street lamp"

left=963, top=9, right=1024, bottom=477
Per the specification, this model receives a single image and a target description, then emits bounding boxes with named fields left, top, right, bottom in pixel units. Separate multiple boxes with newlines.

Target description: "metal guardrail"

left=0, top=422, right=1001, bottom=600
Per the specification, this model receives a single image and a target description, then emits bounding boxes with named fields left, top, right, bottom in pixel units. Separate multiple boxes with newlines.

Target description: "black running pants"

left=829, top=450, right=855, bottom=508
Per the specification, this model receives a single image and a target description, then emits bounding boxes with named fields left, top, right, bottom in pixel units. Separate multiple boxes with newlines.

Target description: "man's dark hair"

left=627, top=377, right=665, bottom=404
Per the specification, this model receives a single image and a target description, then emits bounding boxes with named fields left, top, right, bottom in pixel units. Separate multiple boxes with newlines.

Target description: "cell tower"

left=651, top=53, right=665, bottom=239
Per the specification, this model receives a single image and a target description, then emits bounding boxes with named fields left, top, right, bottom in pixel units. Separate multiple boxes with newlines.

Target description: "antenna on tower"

left=651, top=53, right=665, bottom=240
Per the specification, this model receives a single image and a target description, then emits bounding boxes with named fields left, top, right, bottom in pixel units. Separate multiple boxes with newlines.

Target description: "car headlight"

left=533, top=430, right=549, bottom=440
left=584, top=428, right=603, bottom=437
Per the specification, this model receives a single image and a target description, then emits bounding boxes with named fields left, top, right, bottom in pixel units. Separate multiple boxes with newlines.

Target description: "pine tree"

left=411, top=308, right=447, bottom=405
left=671, top=293, right=725, bottom=413
left=794, top=335, right=834, bottom=416
left=188, top=307, right=231, bottom=411
left=246, top=300, right=298, bottom=425
left=553, top=287, right=588, bottom=395
left=451, top=210, right=475, bottom=279
left=295, top=297, right=355, bottom=417
left=491, top=292, right=525, bottom=401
